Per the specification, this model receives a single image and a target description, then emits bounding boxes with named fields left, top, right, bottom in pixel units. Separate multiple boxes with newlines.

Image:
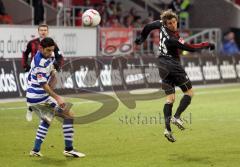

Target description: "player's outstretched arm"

left=135, top=20, right=162, bottom=45
left=185, top=42, right=215, bottom=50
left=166, top=39, right=215, bottom=52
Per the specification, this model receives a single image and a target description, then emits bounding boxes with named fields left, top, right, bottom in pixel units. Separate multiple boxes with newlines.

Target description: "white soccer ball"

left=82, top=9, right=101, bottom=26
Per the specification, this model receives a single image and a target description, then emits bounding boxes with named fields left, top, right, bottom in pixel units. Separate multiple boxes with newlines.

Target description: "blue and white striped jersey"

left=26, top=51, right=55, bottom=106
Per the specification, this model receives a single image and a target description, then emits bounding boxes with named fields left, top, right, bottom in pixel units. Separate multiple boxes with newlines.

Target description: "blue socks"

left=33, top=120, right=50, bottom=152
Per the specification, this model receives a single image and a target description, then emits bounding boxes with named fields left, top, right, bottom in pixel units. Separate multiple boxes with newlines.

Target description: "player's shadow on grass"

left=32, top=157, right=79, bottom=166
left=169, top=154, right=211, bottom=165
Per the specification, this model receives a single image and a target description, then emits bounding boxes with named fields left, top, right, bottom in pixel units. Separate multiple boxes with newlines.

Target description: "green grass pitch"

left=1, top=84, right=240, bottom=167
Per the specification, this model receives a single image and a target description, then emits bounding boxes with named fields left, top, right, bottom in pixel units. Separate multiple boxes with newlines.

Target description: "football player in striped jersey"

left=27, top=37, right=85, bottom=158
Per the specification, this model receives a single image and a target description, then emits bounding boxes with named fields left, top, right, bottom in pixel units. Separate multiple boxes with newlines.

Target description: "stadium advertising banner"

left=140, top=56, right=162, bottom=88
left=55, top=59, right=77, bottom=95
left=14, top=59, right=28, bottom=97
left=201, top=55, right=221, bottom=84
left=0, top=55, right=240, bottom=99
left=97, top=57, right=124, bottom=91
left=100, top=28, right=133, bottom=56
left=71, top=58, right=100, bottom=92
left=51, top=27, right=97, bottom=57
left=0, top=59, right=20, bottom=98
left=12, top=59, right=77, bottom=97
left=218, top=56, right=237, bottom=82
left=234, top=55, right=240, bottom=78
left=120, top=57, right=146, bottom=90
left=181, top=56, right=204, bottom=84
left=0, top=26, right=97, bottom=58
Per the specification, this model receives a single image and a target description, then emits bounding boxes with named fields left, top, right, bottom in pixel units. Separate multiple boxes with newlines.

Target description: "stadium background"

left=0, top=0, right=240, bottom=98
left=1, top=0, right=240, bottom=167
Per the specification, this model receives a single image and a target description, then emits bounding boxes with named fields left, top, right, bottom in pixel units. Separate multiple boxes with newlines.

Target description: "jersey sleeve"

left=135, top=20, right=162, bottom=44
left=165, top=39, right=210, bottom=52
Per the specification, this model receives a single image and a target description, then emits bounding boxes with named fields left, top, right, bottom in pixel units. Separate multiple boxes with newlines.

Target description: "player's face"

left=38, top=27, right=49, bottom=39
left=166, top=18, right=178, bottom=32
left=41, top=46, right=55, bottom=58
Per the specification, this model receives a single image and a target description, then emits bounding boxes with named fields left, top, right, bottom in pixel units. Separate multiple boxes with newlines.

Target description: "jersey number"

left=159, top=32, right=167, bottom=54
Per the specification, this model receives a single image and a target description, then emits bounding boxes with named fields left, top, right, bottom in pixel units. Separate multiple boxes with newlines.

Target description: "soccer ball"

left=82, top=9, right=101, bottom=26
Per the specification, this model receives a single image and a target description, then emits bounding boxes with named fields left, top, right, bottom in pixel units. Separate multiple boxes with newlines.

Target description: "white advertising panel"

left=0, top=26, right=97, bottom=58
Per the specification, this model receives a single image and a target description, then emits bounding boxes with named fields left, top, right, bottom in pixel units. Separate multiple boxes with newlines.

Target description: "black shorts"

left=158, top=57, right=192, bottom=95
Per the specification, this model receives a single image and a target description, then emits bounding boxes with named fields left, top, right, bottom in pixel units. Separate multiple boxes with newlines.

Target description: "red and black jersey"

left=22, top=38, right=64, bottom=71
left=136, top=20, right=212, bottom=61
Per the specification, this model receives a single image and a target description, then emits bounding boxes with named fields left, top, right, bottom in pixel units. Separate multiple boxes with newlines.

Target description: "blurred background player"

left=135, top=9, right=215, bottom=142
left=27, top=37, right=85, bottom=158
left=221, top=31, right=240, bottom=56
left=22, top=24, right=64, bottom=122
left=22, top=24, right=63, bottom=72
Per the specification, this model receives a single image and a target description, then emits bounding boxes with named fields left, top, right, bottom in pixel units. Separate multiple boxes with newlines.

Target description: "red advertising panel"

left=100, top=28, right=133, bottom=56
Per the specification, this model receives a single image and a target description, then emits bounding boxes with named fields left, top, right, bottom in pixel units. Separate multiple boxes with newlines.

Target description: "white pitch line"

left=196, top=88, right=240, bottom=95
left=0, top=101, right=95, bottom=111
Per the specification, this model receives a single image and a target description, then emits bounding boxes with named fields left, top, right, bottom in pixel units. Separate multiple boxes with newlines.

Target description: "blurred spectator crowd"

left=2, top=0, right=240, bottom=56
left=43, top=0, right=190, bottom=28
left=51, top=0, right=155, bottom=28
left=221, top=31, right=240, bottom=56
left=0, top=0, right=12, bottom=24
left=1, top=0, right=191, bottom=28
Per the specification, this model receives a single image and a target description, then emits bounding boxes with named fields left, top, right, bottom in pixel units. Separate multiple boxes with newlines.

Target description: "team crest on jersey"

left=37, top=74, right=43, bottom=79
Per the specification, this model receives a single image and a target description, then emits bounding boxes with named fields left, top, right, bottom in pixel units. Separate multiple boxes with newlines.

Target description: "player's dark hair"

left=38, top=24, right=48, bottom=31
left=40, top=37, right=55, bottom=48
left=160, top=9, right=178, bottom=25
